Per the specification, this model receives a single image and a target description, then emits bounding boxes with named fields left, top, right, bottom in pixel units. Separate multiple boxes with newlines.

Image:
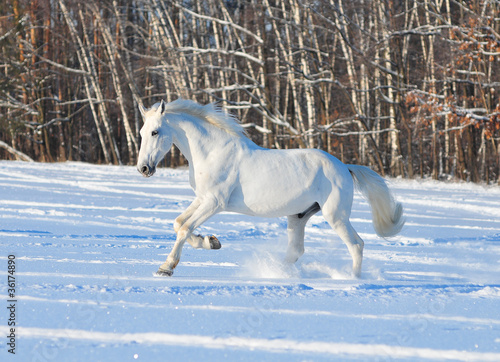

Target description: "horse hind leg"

left=335, top=221, right=364, bottom=278
left=285, top=215, right=306, bottom=264
left=322, top=205, right=364, bottom=277
left=285, top=203, right=320, bottom=264
left=330, top=219, right=364, bottom=278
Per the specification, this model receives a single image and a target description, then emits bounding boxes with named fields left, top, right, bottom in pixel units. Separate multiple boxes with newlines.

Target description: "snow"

left=0, top=160, right=499, bottom=361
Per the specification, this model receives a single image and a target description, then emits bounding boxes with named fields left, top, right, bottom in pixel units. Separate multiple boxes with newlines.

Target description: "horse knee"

left=177, top=225, right=190, bottom=241
left=173, top=217, right=183, bottom=233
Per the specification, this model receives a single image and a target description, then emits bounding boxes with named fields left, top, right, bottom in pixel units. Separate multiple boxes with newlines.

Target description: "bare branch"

left=0, top=141, right=34, bottom=162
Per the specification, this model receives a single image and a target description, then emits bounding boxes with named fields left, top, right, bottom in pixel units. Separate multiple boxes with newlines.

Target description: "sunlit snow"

left=1, top=161, right=499, bottom=361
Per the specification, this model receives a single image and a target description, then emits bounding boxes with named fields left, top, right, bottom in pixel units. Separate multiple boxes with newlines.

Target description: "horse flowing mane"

left=151, top=99, right=245, bottom=137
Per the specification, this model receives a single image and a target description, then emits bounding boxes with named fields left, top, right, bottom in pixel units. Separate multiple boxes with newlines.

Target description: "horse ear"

left=157, top=100, right=166, bottom=115
left=139, top=103, right=146, bottom=117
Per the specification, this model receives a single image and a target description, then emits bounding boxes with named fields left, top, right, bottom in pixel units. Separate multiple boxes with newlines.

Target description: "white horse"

left=137, top=99, right=404, bottom=277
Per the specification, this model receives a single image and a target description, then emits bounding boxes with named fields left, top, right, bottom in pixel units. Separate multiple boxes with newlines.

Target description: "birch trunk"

left=79, top=8, right=121, bottom=164
left=283, top=1, right=306, bottom=147
left=58, top=0, right=111, bottom=164
left=425, top=0, right=439, bottom=179
left=378, top=0, right=401, bottom=176
left=92, top=4, right=138, bottom=162
left=292, top=0, right=315, bottom=148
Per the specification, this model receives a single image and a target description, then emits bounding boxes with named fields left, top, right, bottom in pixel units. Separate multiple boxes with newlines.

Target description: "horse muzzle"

left=138, top=164, right=156, bottom=177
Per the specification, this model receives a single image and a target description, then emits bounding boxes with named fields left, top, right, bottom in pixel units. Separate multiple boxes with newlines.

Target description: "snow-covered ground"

left=0, top=161, right=499, bottom=361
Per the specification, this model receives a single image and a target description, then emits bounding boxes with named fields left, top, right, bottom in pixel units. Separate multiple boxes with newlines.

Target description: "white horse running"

left=137, top=99, right=404, bottom=277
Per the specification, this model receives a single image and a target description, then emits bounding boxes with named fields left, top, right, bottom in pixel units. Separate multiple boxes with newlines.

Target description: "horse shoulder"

left=190, top=145, right=242, bottom=201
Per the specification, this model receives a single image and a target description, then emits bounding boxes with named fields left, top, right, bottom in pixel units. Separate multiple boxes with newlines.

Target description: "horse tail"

left=347, top=165, right=405, bottom=238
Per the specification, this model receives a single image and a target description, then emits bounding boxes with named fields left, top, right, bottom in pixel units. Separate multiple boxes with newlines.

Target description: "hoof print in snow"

left=209, top=235, right=221, bottom=249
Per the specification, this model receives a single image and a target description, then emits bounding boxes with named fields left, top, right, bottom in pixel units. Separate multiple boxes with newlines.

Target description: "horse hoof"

left=155, top=268, right=173, bottom=277
left=209, top=235, right=221, bottom=249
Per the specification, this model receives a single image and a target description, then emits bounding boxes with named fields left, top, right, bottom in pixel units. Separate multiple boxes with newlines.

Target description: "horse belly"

left=226, top=183, right=316, bottom=217
left=226, top=150, right=330, bottom=217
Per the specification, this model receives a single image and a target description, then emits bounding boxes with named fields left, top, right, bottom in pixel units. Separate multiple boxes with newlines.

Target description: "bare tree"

left=0, top=0, right=498, bottom=183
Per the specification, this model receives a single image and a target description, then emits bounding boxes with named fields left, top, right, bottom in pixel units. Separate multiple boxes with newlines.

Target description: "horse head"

left=137, top=100, right=173, bottom=177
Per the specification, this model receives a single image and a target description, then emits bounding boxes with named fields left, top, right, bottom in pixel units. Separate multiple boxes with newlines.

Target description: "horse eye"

left=152, top=130, right=159, bottom=136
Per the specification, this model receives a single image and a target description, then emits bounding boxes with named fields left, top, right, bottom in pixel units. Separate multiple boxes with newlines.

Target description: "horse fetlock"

left=284, top=249, right=303, bottom=264
left=285, top=243, right=304, bottom=262
left=352, top=263, right=362, bottom=278
left=352, top=253, right=363, bottom=278
left=157, top=260, right=175, bottom=276
left=161, top=257, right=179, bottom=271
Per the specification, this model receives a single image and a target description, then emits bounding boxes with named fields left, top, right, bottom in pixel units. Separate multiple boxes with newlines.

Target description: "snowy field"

left=1, top=160, right=499, bottom=361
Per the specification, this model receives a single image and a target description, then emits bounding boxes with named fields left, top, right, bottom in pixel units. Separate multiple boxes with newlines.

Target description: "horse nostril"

left=141, top=166, right=148, bottom=174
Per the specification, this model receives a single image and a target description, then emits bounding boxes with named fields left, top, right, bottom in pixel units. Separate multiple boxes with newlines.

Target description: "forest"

left=0, top=0, right=499, bottom=183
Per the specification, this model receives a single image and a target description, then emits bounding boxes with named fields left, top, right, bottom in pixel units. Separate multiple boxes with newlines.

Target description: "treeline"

left=0, top=0, right=499, bottom=183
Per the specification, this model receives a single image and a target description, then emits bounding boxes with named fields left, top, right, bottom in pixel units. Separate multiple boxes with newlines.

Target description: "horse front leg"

left=185, top=234, right=221, bottom=250
left=173, top=199, right=221, bottom=250
left=157, top=197, right=220, bottom=276
left=173, top=198, right=201, bottom=233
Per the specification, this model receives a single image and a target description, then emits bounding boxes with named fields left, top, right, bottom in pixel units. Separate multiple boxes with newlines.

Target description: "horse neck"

left=170, top=113, right=242, bottom=165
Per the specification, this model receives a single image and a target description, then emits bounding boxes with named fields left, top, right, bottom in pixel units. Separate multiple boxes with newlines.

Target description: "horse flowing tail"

left=347, top=165, right=405, bottom=238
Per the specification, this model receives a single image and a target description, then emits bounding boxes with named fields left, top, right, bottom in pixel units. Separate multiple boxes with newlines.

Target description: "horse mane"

left=151, top=99, right=245, bottom=137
